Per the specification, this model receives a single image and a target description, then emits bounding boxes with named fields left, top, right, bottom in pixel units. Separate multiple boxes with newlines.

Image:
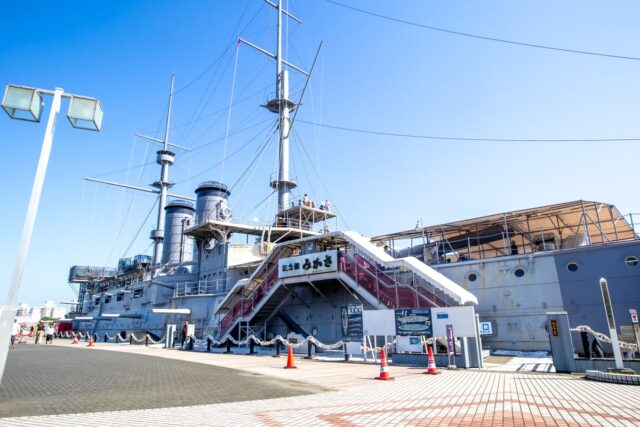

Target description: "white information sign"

left=431, top=306, right=477, bottom=337
left=278, top=250, right=338, bottom=278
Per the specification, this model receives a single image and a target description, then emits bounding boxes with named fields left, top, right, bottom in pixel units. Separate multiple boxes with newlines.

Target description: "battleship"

left=67, top=1, right=640, bottom=352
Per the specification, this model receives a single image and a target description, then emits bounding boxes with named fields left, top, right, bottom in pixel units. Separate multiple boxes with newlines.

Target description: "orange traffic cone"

left=375, top=348, right=394, bottom=380
left=72, top=333, right=79, bottom=345
left=424, top=344, right=438, bottom=375
left=284, top=344, right=297, bottom=369
left=87, top=336, right=94, bottom=347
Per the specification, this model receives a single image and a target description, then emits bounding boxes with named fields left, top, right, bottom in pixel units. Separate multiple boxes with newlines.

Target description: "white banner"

left=278, top=250, right=338, bottom=278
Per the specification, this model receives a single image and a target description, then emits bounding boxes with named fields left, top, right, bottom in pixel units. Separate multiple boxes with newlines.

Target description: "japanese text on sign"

left=278, top=250, right=338, bottom=278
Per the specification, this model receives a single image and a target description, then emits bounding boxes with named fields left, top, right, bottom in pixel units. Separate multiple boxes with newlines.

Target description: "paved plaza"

left=1, top=341, right=640, bottom=426
left=0, top=344, right=321, bottom=419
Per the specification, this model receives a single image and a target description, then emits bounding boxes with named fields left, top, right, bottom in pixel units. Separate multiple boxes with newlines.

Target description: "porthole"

left=625, top=256, right=639, bottom=267
left=566, top=262, right=579, bottom=272
left=514, top=268, right=525, bottom=278
left=467, top=273, right=478, bottom=282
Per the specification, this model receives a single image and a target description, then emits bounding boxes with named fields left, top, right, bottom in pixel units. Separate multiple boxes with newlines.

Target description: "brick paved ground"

left=2, top=342, right=640, bottom=426
left=0, top=344, right=322, bottom=418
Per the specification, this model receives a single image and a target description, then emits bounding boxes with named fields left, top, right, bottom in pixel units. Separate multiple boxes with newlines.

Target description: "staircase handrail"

left=342, top=231, right=477, bottom=305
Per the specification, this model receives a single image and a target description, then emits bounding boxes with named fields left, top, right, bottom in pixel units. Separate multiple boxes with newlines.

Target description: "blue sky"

left=1, top=1, right=640, bottom=306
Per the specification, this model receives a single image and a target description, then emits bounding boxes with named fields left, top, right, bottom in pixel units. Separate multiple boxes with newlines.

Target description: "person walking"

left=45, top=322, right=54, bottom=344
left=35, top=321, right=45, bottom=344
left=10, top=320, right=20, bottom=350
left=181, top=320, right=189, bottom=347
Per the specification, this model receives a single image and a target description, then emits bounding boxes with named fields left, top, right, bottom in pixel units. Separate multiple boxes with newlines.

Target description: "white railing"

left=174, top=280, right=228, bottom=297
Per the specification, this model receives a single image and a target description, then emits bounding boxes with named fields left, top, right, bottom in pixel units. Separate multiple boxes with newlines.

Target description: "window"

left=514, top=268, right=525, bottom=278
left=104, top=295, right=111, bottom=304
left=116, top=293, right=124, bottom=302
left=566, top=262, right=579, bottom=272
left=467, top=273, right=478, bottom=282
left=133, top=288, right=143, bottom=298
left=625, top=256, right=639, bottom=267
left=94, top=297, right=100, bottom=306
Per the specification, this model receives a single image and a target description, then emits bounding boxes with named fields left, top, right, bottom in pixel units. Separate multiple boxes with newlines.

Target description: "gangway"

left=215, top=231, right=477, bottom=339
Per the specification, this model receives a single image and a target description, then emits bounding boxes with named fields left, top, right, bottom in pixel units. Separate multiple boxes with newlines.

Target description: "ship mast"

left=150, top=75, right=176, bottom=265
left=239, top=0, right=309, bottom=214
left=84, top=75, right=194, bottom=268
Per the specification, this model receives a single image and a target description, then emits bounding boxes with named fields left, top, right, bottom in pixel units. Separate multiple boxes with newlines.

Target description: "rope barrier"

left=571, top=325, right=638, bottom=351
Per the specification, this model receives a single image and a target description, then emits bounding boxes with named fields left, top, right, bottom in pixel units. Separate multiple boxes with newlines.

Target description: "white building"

left=14, top=301, right=66, bottom=325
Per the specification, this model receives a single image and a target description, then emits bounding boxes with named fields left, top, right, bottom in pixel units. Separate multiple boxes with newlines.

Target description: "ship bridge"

left=214, top=230, right=477, bottom=340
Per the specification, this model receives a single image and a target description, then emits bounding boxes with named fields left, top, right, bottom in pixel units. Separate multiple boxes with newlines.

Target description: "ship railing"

left=174, top=280, right=228, bottom=298
left=219, top=264, right=280, bottom=334
left=338, top=251, right=446, bottom=309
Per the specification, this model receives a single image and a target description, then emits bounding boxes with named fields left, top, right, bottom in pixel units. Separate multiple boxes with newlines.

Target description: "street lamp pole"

left=0, top=84, right=102, bottom=383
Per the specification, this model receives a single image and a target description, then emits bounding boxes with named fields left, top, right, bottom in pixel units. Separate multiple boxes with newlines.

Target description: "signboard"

left=278, top=250, right=337, bottom=278
left=341, top=304, right=363, bottom=342
left=550, top=319, right=559, bottom=337
left=395, top=308, right=432, bottom=337
left=630, top=309, right=638, bottom=324
left=479, top=322, right=493, bottom=336
left=431, top=306, right=477, bottom=337
left=362, top=309, right=396, bottom=336
left=446, top=324, right=455, bottom=356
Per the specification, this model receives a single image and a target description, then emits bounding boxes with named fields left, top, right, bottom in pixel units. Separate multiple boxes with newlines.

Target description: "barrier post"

left=275, top=340, right=281, bottom=357
left=249, top=337, right=255, bottom=354
left=104, top=334, right=107, bottom=343
left=226, top=338, right=231, bottom=353
left=85, top=332, right=89, bottom=342
left=145, top=335, right=149, bottom=346
left=93, top=334, right=97, bottom=343
left=344, top=343, right=351, bottom=361
left=207, top=338, right=212, bottom=352
left=129, top=334, right=133, bottom=345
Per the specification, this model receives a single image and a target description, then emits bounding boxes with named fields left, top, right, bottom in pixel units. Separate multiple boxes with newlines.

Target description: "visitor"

left=510, top=240, right=518, bottom=255
left=10, top=320, right=20, bottom=350
left=181, top=320, right=189, bottom=347
left=45, top=322, right=55, bottom=344
left=35, top=321, right=45, bottom=344
left=324, top=200, right=331, bottom=211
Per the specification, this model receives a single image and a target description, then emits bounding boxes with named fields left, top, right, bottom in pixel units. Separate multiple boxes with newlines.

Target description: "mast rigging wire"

left=298, top=120, right=640, bottom=143
left=325, top=0, right=640, bottom=61
left=220, top=42, right=241, bottom=182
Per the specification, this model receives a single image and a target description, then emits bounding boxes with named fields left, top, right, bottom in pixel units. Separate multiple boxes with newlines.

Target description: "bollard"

left=580, top=331, right=591, bottom=359
left=93, top=334, right=98, bottom=343
left=129, top=334, right=133, bottom=345
left=344, top=343, right=351, bottom=361
left=104, top=334, right=108, bottom=343
left=207, top=338, right=212, bottom=352
left=274, top=340, right=282, bottom=357
left=249, top=338, right=255, bottom=354
left=85, top=333, right=89, bottom=342
left=145, top=335, right=149, bottom=346
left=226, top=338, right=232, bottom=353
left=189, top=336, right=194, bottom=351
left=305, top=340, right=314, bottom=359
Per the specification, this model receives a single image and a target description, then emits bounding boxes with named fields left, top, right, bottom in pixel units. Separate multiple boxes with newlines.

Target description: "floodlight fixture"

left=67, top=95, right=103, bottom=131
left=1, top=85, right=44, bottom=122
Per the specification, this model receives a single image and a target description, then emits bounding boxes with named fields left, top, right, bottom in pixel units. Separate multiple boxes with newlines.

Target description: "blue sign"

left=437, top=313, right=449, bottom=319
left=394, top=308, right=432, bottom=337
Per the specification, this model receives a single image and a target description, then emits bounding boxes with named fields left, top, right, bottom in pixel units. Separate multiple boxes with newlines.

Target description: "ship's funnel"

left=162, top=200, right=195, bottom=266
left=195, top=181, right=232, bottom=224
